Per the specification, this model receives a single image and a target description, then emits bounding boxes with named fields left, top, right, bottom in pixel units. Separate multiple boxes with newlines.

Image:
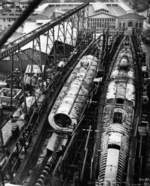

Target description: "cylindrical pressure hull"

left=48, top=55, right=98, bottom=133
left=97, top=45, right=136, bottom=185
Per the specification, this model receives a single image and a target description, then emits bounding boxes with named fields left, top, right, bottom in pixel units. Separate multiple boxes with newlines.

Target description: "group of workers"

left=24, top=73, right=45, bottom=90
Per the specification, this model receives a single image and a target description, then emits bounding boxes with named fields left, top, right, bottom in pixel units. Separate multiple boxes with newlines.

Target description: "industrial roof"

left=118, top=12, right=146, bottom=20
left=91, top=2, right=109, bottom=12
left=29, top=14, right=49, bottom=21
left=118, top=2, right=132, bottom=12
left=88, top=12, right=117, bottom=19
left=40, top=3, right=81, bottom=5
left=108, top=5, right=126, bottom=16
left=4, top=0, right=31, bottom=2
left=34, top=3, right=50, bottom=14
left=89, top=2, right=128, bottom=17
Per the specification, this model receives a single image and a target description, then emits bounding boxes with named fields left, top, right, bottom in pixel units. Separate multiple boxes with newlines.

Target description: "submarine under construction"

left=0, top=1, right=150, bottom=186
left=96, top=36, right=140, bottom=185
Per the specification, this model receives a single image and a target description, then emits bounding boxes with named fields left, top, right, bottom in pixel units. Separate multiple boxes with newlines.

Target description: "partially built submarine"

left=48, top=55, right=98, bottom=152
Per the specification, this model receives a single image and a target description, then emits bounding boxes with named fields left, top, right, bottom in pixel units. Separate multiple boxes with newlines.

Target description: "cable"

left=0, top=0, right=44, bottom=49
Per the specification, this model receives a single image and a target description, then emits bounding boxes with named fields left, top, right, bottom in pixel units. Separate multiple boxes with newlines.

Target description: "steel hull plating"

left=48, top=55, right=98, bottom=134
left=47, top=55, right=98, bottom=153
left=97, top=44, right=135, bottom=185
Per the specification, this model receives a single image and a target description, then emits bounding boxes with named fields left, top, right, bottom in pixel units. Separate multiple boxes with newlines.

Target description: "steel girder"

left=0, top=3, right=89, bottom=67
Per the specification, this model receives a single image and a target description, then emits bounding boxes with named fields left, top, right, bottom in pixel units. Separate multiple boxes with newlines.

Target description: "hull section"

left=47, top=55, right=98, bottom=153
left=97, top=43, right=135, bottom=184
left=48, top=55, right=98, bottom=134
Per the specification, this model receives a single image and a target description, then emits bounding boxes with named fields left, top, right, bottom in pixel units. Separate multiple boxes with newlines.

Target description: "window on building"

left=128, top=21, right=133, bottom=27
left=97, top=19, right=100, bottom=28
left=139, top=22, right=142, bottom=28
left=106, top=20, right=109, bottom=28
left=123, top=22, right=125, bottom=29
left=135, top=22, right=138, bottom=28
left=100, top=21, right=102, bottom=28
left=104, top=21, right=106, bottom=28
left=113, top=112, right=122, bottom=123
left=119, top=22, right=121, bottom=28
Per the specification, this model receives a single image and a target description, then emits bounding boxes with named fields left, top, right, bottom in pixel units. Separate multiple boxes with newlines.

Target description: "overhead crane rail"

left=0, top=2, right=89, bottom=60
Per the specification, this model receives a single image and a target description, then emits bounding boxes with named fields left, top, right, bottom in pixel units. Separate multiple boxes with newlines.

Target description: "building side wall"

left=88, top=16, right=116, bottom=33
left=118, top=18, right=143, bottom=31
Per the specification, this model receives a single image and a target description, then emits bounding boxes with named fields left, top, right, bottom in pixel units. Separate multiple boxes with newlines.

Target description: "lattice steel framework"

left=0, top=3, right=90, bottom=182
left=0, top=3, right=89, bottom=70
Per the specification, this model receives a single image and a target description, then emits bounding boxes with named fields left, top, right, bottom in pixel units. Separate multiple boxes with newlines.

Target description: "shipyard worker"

left=10, top=115, right=15, bottom=122
left=42, top=80, right=47, bottom=92
left=57, top=61, right=65, bottom=71
left=0, top=102, right=3, bottom=118
left=13, top=107, right=22, bottom=120
left=119, top=56, right=129, bottom=71
left=31, top=73, right=38, bottom=87
left=24, top=74, right=32, bottom=91
left=19, top=137, right=27, bottom=153
left=12, top=125, right=20, bottom=138
left=37, top=77, right=43, bottom=90
left=46, top=78, right=51, bottom=88
left=16, top=142, right=20, bottom=153
left=14, top=68, right=21, bottom=88
left=14, top=68, right=20, bottom=75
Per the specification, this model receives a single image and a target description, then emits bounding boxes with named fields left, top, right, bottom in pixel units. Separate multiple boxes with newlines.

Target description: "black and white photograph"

left=0, top=0, right=150, bottom=185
